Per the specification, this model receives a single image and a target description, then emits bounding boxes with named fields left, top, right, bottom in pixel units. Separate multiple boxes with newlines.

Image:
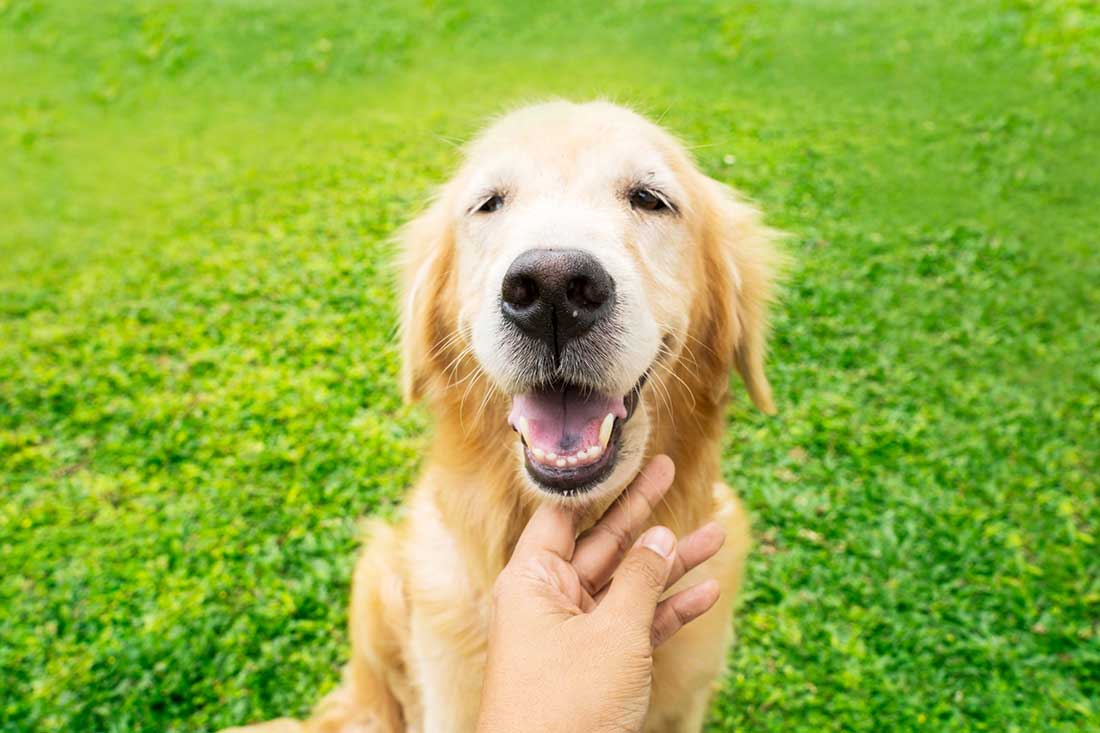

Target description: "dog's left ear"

left=697, top=176, right=782, bottom=414
left=398, top=194, right=456, bottom=403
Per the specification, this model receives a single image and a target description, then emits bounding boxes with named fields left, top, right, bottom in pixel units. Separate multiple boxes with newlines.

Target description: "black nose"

left=501, top=248, right=615, bottom=352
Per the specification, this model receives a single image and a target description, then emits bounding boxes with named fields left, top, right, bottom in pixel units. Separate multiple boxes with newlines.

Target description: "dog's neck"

left=422, top=389, right=730, bottom=587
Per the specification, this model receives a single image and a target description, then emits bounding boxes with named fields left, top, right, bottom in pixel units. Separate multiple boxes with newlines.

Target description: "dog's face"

left=402, top=102, right=776, bottom=503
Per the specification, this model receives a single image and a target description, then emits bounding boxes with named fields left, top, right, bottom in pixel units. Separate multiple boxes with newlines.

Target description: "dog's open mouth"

left=507, top=376, right=646, bottom=496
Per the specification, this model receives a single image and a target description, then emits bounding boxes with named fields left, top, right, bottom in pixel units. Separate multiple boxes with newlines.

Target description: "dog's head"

left=401, top=101, right=778, bottom=502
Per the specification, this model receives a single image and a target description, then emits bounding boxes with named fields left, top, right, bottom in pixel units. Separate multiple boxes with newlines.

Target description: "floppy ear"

left=398, top=194, right=456, bottom=403
left=697, top=177, right=782, bottom=414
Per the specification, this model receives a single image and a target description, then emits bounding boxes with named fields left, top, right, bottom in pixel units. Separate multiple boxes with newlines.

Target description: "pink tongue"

left=509, top=386, right=627, bottom=454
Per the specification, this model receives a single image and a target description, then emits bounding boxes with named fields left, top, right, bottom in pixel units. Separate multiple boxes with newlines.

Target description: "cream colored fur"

left=222, top=100, right=779, bottom=733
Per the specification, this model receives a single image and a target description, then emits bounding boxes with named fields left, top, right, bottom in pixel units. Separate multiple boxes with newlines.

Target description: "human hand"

left=476, top=455, right=727, bottom=733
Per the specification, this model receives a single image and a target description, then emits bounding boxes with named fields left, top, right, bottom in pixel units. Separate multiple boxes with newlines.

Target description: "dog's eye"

left=629, top=187, right=668, bottom=212
left=476, top=194, right=505, bottom=214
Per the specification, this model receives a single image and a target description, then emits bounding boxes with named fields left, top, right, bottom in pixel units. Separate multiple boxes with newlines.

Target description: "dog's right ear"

left=399, top=194, right=456, bottom=403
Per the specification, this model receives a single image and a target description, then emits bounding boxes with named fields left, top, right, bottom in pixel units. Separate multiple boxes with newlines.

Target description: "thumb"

left=599, top=526, right=676, bottom=632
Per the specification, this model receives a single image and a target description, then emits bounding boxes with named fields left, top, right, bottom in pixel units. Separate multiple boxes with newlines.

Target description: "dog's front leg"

left=407, top=609, right=488, bottom=733
left=646, top=485, right=751, bottom=732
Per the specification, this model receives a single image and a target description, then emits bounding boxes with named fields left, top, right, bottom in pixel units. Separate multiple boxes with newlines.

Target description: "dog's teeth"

left=532, top=447, right=545, bottom=460
left=599, top=413, right=614, bottom=450
left=555, top=458, right=566, bottom=468
left=517, top=417, right=530, bottom=445
left=589, top=444, right=603, bottom=459
left=567, top=456, right=578, bottom=466
left=546, top=452, right=557, bottom=461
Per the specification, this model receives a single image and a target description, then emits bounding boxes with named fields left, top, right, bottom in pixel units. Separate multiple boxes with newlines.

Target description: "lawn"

left=2, top=1, right=1098, bottom=731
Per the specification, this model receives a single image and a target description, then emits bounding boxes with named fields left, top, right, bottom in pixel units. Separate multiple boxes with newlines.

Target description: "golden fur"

left=223, top=101, right=779, bottom=733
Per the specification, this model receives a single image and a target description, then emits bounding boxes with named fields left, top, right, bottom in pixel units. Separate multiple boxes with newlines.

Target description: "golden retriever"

left=224, top=100, right=779, bottom=733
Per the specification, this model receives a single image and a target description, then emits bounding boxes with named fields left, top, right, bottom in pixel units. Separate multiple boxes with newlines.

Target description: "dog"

left=224, top=100, right=779, bottom=733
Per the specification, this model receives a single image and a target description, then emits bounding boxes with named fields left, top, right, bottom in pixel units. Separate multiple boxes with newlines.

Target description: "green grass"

left=2, top=1, right=1098, bottom=731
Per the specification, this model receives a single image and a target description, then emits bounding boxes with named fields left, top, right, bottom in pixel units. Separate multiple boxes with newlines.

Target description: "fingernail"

left=641, top=526, right=675, bottom=559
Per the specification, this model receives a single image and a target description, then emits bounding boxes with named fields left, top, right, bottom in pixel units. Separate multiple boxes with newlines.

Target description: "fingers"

left=511, top=502, right=577, bottom=563
left=591, top=521, right=725, bottom=605
left=665, top=521, right=725, bottom=590
left=650, top=579, right=721, bottom=648
left=572, top=455, right=675, bottom=595
left=597, top=525, right=676, bottom=631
